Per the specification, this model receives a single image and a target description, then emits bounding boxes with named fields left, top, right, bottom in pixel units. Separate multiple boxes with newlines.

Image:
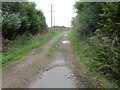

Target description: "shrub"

left=2, top=11, right=22, bottom=39
left=2, top=2, right=47, bottom=40
left=88, top=32, right=119, bottom=85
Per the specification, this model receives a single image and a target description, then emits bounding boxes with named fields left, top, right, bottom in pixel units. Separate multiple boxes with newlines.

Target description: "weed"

left=68, top=31, right=118, bottom=88
left=47, top=36, right=63, bottom=56
left=2, top=31, right=63, bottom=66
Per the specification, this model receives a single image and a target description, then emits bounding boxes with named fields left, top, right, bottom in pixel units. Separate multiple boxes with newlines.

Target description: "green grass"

left=68, top=31, right=118, bottom=88
left=47, top=36, right=62, bottom=56
left=2, top=31, right=63, bottom=66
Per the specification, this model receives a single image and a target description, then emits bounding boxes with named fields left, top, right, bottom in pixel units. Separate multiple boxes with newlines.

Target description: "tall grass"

left=2, top=31, right=63, bottom=66
left=68, top=31, right=118, bottom=88
left=47, top=36, right=63, bottom=56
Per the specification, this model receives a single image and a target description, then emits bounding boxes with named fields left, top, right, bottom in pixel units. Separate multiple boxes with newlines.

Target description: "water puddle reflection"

left=30, top=66, right=76, bottom=88
left=64, top=34, right=67, bottom=37
left=62, top=40, right=70, bottom=44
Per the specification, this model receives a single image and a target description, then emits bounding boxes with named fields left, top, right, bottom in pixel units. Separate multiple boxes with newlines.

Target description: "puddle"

left=64, top=34, right=67, bottom=37
left=62, top=40, right=70, bottom=44
left=30, top=66, right=76, bottom=88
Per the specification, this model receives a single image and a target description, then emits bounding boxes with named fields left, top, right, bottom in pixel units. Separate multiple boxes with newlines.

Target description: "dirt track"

left=2, top=32, right=94, bottom=88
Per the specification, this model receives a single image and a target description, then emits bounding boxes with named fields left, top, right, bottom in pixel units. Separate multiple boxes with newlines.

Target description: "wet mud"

left=2, top=32, right=94, bottom=88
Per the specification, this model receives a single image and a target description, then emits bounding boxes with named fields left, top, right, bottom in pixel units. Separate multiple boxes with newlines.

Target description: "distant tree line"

left=2, top=2, right=47, bottom=40
left=72, top=2, right=120, bottom=86
left=53, top=26, right=66, bottom=28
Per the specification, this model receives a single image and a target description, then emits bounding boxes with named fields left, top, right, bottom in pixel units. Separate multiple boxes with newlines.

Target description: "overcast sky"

left=29, top=0, right=77, bottom=27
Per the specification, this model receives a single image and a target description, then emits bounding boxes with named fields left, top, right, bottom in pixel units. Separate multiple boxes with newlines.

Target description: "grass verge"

left=68, top=31, right=118, bottom=88
left=47, top=36, right=63, bottom=56
left=2, top=31, right=63, bottom=66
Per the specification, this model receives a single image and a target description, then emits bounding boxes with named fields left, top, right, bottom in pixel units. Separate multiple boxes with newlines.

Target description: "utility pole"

left=49, top=4, right=55, bottom=27
left=50, top=4, right=53, bottom=27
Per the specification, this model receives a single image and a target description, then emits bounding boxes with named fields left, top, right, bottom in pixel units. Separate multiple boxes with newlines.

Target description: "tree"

left=72, top=2, right=105, bottom=38
left=2, top=2, right=47, bottom=40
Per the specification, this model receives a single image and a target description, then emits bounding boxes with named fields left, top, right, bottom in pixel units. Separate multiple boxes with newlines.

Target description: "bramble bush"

left=72, top=1, right=120, bottom=86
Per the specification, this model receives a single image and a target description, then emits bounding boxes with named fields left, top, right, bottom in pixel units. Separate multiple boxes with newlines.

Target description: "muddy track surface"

left=2, top=32, right=95, bottom=88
